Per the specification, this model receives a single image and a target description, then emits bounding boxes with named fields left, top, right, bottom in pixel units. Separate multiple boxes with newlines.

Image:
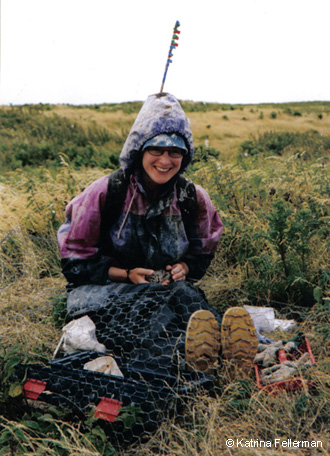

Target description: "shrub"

left=191, top=145, right=220, bottom=164
left=238, top=130, right=330, bottom=160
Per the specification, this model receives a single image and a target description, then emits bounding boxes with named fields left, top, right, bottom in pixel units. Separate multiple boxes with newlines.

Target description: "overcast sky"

left=1, top=0, right=330, bottom=105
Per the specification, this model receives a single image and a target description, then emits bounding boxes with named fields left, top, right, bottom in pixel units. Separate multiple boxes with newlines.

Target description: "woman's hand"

left=128, top=268, right=155, bottom=284
left=165, top=262, right=189, bottom=283
left=108, top=266, right=154, bottom=284
left=109, top=264, right=189, bottom=285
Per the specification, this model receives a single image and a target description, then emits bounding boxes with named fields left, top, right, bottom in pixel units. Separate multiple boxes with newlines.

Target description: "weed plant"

left=0, top=102, right=330, bottom=455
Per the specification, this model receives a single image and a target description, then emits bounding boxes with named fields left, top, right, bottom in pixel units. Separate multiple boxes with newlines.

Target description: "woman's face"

left=142, top=147, right=184, bottom=187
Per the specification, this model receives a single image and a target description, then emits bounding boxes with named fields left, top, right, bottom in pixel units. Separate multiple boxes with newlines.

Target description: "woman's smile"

left=154, top=165, right=173, bottom=173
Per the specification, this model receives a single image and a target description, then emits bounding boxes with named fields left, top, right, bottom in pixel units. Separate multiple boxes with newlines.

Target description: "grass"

left=0, top=100, right=330, bottom=455
left=187, top=103, right=330, bottom=159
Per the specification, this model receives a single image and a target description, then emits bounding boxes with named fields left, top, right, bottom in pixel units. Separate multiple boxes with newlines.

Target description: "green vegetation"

left=0, top=101, right=330, bottom=455
left=187, top=137, right=330, bottom=314
left=0, top=106, right=124, bottom=172
left=239, top=130, right=330, bottom=160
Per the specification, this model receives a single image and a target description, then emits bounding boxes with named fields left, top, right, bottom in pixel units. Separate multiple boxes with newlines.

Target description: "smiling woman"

left=56, top=92, right=225, bottom=367
left=56, top=91, right=257, bottom=377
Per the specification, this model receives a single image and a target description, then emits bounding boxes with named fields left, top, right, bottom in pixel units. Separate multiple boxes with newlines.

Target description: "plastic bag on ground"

left=84, top=356, right=124, bottom=377
left=244, top=305, right=297, bottom=334
left=53, top=315, right=106, bottom=358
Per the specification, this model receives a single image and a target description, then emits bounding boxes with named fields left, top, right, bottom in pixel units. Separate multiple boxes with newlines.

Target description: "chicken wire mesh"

left=19, top=281, right=220, bottom=447
left=17, top=280, right=316, bottom=448
left=63, top=281, right=221, bottom=365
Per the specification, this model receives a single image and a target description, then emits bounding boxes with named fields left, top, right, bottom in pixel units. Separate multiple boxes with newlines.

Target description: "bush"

left=191, top=145, right=220, bottom=164
left=238, top=130, right=330, bottom=161
left=192, top=151, right=330, bottom=311
left=244, top=199, right=328, bottom=309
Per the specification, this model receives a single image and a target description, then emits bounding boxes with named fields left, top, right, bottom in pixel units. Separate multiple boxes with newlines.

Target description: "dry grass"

left=45, top=102, right=330, bottom=160
left=49, top=105, right=137, bottom=135
left=188, top=105, right=330, bottom=159
left=130, top=376, right=330, bottom=456
left=0, top=277, right=64, bottom=356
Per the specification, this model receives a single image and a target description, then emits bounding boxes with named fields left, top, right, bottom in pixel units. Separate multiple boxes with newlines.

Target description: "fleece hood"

left=120, top=93, right=194, bottom=176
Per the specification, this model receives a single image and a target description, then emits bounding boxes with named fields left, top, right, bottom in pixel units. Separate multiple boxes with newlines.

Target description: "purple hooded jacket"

left=57, top=93, right=223, bottom=285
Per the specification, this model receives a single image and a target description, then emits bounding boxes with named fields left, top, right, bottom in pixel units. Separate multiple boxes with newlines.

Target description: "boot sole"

left=221, top=307, right=258, bottom=373
left=185, top=310, right=221, bottom=373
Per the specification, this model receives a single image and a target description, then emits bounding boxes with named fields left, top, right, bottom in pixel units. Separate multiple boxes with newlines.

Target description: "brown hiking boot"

left=185, top=310, right=221, bottom=374
left=221, top=307, right=258, bottom=374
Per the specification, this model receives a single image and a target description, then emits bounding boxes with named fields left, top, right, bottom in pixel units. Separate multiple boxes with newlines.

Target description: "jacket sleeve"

left=57, top=175, right=114, bottom=286
left=183, top=185, right=223, bottom=281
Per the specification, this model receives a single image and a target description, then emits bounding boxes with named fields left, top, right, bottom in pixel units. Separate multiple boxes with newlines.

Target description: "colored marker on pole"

left=160, top=21, right=181, bottom=93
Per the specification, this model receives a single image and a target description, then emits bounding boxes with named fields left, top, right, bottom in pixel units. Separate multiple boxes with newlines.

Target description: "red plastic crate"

left=254, top=337, right=316, bottom=395
left=23, top=378, right=47, bottom=400
left=94, top=397, right=123, bottom=422
left=23, top=377, right=123, bottom=423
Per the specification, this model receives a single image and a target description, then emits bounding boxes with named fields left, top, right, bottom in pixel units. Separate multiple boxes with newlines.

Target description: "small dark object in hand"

left=147, top=270, right=172, bottom=283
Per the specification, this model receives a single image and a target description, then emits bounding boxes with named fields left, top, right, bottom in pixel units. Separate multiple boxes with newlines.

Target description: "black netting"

left=18, top=281, right=220, bottom=447
left=66, top=281, right=221, bottom=363
left=22, top=353, right=213, bottom=447
left=16, top=280, right=316, bottom=448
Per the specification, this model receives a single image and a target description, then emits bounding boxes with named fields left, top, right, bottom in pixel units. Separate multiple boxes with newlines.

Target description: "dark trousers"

left=67, top=281, right=221, bottom=366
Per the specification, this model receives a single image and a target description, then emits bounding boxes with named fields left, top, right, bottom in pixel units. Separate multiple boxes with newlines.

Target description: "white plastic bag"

left=244, top=305, right=297, bottom=333
left=84, top=356, right=124, bottom=377
left=53, top=315, right=106, bottom=357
